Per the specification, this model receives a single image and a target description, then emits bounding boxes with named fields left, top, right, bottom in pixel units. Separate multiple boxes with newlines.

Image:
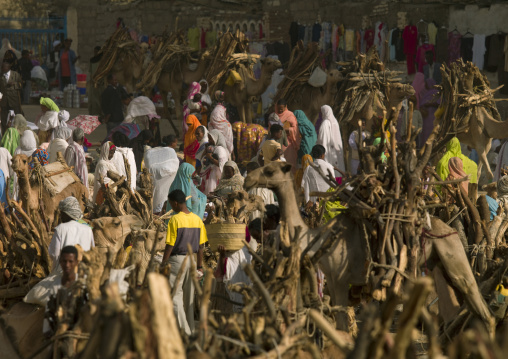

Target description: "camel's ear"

left=281, top=163, right=292, bottom=174
left=237, top=191, right=245, bottom=200
left=260, top=58, right=266, bottom=65
left=93, top=219, right=104, bottom=229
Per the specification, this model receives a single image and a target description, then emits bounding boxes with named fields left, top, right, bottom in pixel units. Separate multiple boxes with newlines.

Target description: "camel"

left=244, top=161, right=494, bottom=334
left=157, top=52, right=212, bottom=136
left=91, top=215, right=144, bottom=259
left=287, top=69, right=343, bottom=123
left=456, top=106, right=508, bottom=181
left=11, top=154, right=88, bottom=229
left=129, top=229, right=166, bottom=285
left=224, top=58, right=282, bottom=123
left=112, top=50, right=144, bottom=93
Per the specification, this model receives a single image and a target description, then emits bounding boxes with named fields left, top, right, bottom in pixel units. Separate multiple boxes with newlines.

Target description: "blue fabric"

left=486, top=195, right=499, bottom=221
left=168, top=163, right=206, bottom=219
left=294, top=110, right=317, bottom=162
left=0, top=169, right=7, bottom=210
left=58, top=49, right=77, bottom=90
left=469, top=149, right=479, bottom=164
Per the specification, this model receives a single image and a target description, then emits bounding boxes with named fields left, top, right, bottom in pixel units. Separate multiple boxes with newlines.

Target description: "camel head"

left=386, top=82, right=415, bottom=106
left=225, top=190, right=266, bottom=218
left=244, top=161, right=292, bottom=192
left=259, top=58, right=282, bottom=73
left=11, top=154, right=30, bottom=175
left=91, top=215, right=144, bottom=248
left=326, top=69, right=343, bottom=86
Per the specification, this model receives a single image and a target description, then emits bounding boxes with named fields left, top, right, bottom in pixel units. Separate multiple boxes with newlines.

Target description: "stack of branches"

left=205, top=30, right=258, bottom=94
left=0, top=192, right=51, bottom=301
left=93, top=27, right=140, bottom=88
left=136, top=30, right=195, bottom=93
left=272, top=40, right=323, bottom=106
left=334, top=47, right=402, bottom=127
left=84, top=157, right=154, bottom=226
left=432, top=59, right=502, bottom=155
left=206, top=190, right=265, bottom=224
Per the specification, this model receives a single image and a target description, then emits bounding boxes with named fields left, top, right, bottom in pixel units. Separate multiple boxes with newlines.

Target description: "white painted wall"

left=449, top=4, right=508, bottom=36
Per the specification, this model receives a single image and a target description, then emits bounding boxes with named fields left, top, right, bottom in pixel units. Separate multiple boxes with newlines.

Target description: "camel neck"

left=273, top=181, right=308, bottom=237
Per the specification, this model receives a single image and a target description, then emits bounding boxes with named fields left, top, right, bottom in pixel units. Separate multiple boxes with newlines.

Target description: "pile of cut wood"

left=136, top=30, right=195, bottom=93
left=205, top=30, right=259, bottom=94
left=272, top=40, right=323, bottom=106
left=433, top=59, right=502, bottom=153
left=335, top=47, right=402, bottom=127
left=93, top=27, right=140, bottom=88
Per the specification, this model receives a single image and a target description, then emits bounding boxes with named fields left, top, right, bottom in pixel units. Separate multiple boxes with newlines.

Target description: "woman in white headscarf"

left=198, top=129, right=230, bottom=195
left=195, top=125, right=209, bottom=169
left=48, top=127, right=72, bottom=163
left=209, top=101, right=234, bottom=154
left=93, top=142, right=119, bottom=203
left=316, top=105, right=345, bottom=178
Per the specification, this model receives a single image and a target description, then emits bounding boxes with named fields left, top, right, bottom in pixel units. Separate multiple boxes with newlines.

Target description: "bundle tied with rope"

left=31, top=152, right=82, bottom=197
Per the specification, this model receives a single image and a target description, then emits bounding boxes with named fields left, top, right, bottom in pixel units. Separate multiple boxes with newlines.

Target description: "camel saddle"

left=37, top=161, right=81, bottom=196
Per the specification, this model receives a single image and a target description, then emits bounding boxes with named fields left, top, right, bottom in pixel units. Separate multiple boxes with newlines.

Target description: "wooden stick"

left=309, top=309, right=354, bottom=352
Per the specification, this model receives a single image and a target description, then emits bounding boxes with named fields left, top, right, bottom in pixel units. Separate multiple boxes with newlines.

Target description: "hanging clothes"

left=332, top=24, right=339, bottom=60
left=298, top=24, right=305, bottom=41
left=355, top=30, right=361, bottom=55
left=304, top=25, right=312, bottom=45
left=312, top=22, right=322, bottom=43
left=364, top=28, right=375, bottom=52
left=486, top=34, right=503, bottom=72
left=200, top=28, right=207, bottom=49
left=417, top=21, right=428, bottom=43
left=428, top=22, right=438, bottom=45
left=403, top=25, right=418, bottom=74
left=206, top=31, right=217, bottom=49
left=187, top=27, right=200, bottom=51
left=472, top=34, right=486, bottom=70
left=345, top=29, right=355, bottom=60
left=389, top=29, right=396, bottom=61
left=461, top=36, right=474, bottom=62
left=337, top=25, right=345, bottom=61
left=289, top=22, right=299, bottom=48
left=322, top=22, right=331, bottom=51
left=448, top=31, right=462, bottom=64
left=436, top=27, right=449, bottom=64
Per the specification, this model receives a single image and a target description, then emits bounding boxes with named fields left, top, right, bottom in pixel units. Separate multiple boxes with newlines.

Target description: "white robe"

left=224, top=239, right=257, bottom=311
left=111, top=147, right=137, bottom=191
left=48, top=138, right=69, bottom=163
left=144, top=147, right=179, bottom=213
left=203, top=145, right=229, bottom=195
left=48, top=221, right=94, bottom=272
left=37, top=111, right=60, bottom=131
left=317, top=106, right=345, bottom=176
left=93, top=159, right=119, bottom=202
left=301, top=158, right=335, bottom=203
left=0, top=147, right=12, bottom=180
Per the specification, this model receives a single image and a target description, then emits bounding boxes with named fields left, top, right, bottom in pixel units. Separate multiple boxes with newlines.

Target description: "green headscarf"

left=294, top=110, right=317, bottom=162
left=1, top=128, right=20, bottom=155
left=436, top=137, right=477, bottom=184
left=373, top=137, right=387, bottom=163
left=40, top=97, right=60, bottom=112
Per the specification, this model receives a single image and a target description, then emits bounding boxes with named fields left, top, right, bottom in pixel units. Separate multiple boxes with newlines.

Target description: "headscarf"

left=436, top=137, right=477, bottom=184
left=199, top=79, right=212, bottom=106
left=497, top=175, right=508, bottom=205
left=208, top=129, right=229, bottom=151
left=215, top=90, right=225, bottom=102
left=215, top=161, right=244, bottom=197
left=372, top=137, right=388, bottom=163
left=12, top=114, right=28, bottom=134
left=268, top=112, right=283, bottom=127
left=317, top=105, right=345, bottom=175
left=168, top=163, right=206, bottom=219
left=184, top=115, right=201, bottom=166
left=129, top=130, right=153, bottom=170
left=486, top=195, right=499, bottom=221
left=58, top=196, right=83, bottom=220
left=295, top=154, right=313, bottom=189
left=209, top=104, right=234, bottom=153
left=447, top=157, right=469, bottom=195
left=58, top=110, right=70, bottom=124
left=30, top=148, right=49, bottom=169
left=15, top=130, right=37, bottom=157
left=320, top=187, right=346, bottom=224
left=294, top=110, right=317, bottom=162
left=196, top=126, right=209, bottom=167
left=49, top=127, right=72, bottom=163
left=54, top=126, right=72, bottom=140
left=40, top=97, right=60, bottom=112
left=412, top=72, right=426, bottom=109
left=1, top=128, right=20, bottom=155
left=93, top=141, right=118, bottom=201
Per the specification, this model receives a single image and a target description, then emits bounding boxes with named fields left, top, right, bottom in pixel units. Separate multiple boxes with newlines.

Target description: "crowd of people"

left=0, top=40, right=506, bottom=337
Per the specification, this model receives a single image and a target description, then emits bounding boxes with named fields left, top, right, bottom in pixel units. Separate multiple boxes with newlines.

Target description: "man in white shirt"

left=302, top=145, right=336, bottom=204
left=48, top=196, right=94, bottom=272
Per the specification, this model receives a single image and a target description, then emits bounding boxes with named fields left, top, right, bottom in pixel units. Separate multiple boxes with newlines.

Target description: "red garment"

left=415, top=43, right=436, bottom=72
left=364, top=29, right=374, bottom=52
left=448, top=31, right=462, bottom=65
left=200, top=28, right=207, bottom=49
left=60, top=51, right=70, bottom=76
left=403, top=25, right=418, bottom=74
left=355, top=30, right=361, bottom=54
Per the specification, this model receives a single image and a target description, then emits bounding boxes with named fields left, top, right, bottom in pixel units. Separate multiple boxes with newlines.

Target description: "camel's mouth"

left=243, top=177, right=258, bottom=192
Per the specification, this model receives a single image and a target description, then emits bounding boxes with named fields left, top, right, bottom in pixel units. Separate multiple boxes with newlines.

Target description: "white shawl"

left=317, top=105, right=345, bottom=176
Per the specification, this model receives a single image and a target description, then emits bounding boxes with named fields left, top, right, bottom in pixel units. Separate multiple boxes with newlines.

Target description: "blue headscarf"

left=486, top=195, right=499, bottom=221
left=294, top=110, right=317, bottom=163
left=168, top=163, right=206, bottom=219
left=0, top=169, right=7, bottom=210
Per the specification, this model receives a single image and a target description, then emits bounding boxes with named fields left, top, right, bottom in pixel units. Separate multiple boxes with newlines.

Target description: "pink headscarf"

left=182, top=82, right=202, bottom=138
left=411, top=72, right=425, bottom=109
left=447, top=157, right=469, bottom=195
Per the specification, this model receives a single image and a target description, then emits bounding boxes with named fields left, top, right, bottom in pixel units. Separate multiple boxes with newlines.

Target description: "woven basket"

left=206, top=223, right=246, bottom=251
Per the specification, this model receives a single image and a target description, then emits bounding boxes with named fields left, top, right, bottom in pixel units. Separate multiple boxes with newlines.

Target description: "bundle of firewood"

left=85, top=157, right=154, bottom=225
left=136, top=30, right=195, bottom=93
left=433, top=59, right=502, bottom=153
left=335, top=47, right=402, bottom=127
left=205, top=30, right=257, bottom=94
left=93, top=28, right=140, bottom=88
left=272, top=41, right=322, bottom=106
left=206, top=190, right=265, bottom=224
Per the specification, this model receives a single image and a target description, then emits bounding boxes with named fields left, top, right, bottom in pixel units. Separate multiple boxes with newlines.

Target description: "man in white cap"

left=46, top=40, right=61, bottom=83
left=48, top=196, right=94, bottom=272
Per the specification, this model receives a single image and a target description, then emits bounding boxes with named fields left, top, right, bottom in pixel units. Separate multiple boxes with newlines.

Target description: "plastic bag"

left=308, top=67, right=327, bottom=87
